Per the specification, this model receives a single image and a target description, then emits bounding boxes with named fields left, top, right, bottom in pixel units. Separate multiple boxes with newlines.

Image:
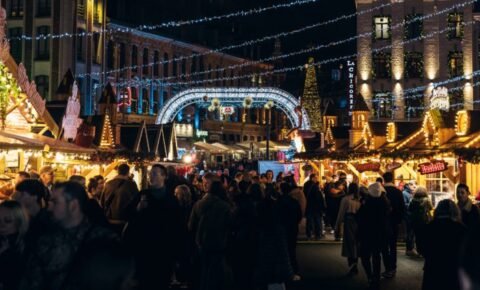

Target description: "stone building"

left=356, top=0, right=477, bottom=120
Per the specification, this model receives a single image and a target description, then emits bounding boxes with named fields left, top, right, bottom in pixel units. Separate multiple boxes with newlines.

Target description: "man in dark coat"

left=381, top=172, right=406, bottom=278
left=123, top=164, right=182, bottom=290
left=20, top=182, right=118, bottom=290
left=357, top=183, right=390, bottom=290
left=456, top=184, right=480, bottom=232
left=189, top=177, right=232, bottom=290
left=304, top=173, right=325, bottom=240
left=100, top=163, right=139, bottom=233
left=326, top=172, right=347, bottom=240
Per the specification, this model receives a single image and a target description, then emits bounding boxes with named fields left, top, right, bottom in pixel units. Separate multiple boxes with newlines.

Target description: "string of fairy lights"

left=76, top=0, right=472, bottom=79
left=8, top=0, right=371, bottom=41
left=99, top=21, right=473, bottom=90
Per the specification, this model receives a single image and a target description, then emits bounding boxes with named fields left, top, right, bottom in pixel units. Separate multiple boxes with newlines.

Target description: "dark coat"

left=459, top=201, right=480, bottom=232
left=254, top=199, right=293, bottom=285
left=420, top=218, right=467, bottom=290
left=189, top=194, right=232, bottom=252
left=384, top=184, right=406, bottom=225
left=278, top=194, right=302, bottom=236
left=356, top=194, right=390, bottom=256
left=0, top=235, right=25, bottom=290
left=101, top=177, right=139, bottom=222
left=304, top=181, right=326, bottom=215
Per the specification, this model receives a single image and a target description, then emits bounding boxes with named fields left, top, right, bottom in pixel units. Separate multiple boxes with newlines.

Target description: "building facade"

left=3, top=0, right=286, bottom=143
left=356, top=0, right=477, bottom=120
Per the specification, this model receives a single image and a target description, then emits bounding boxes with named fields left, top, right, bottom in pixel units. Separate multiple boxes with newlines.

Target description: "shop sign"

left=17, top=64, right=46, bottom=115
left=221, top=106, right=235, bottom=115
left=196, top=130, right=208, bottom=137
left=5, top=152, right=18, bottom=168
left=175, top=123, right=193, bottom=137
left=62, top=81, right=83, bottom=140
left=355, top=162, right=381, bottom=173
left=418, top=160, right=448, bottom=175
left=430, top=87, right=449, bottom=111
left=347, top=60, right=356, bottom=116
left=386, top=162, right=402, bottom=171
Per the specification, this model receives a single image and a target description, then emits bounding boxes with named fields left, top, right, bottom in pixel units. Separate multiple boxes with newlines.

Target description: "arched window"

left=153, top=51, right=160, bottom=77
left=142, top=48, right=149, bottom=75
left=163, top=53, right=169, bottom=77
left=106, top=41, right=114, bottom=70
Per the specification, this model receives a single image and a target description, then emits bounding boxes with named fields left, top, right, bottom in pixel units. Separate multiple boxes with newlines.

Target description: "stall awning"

left=0, top=129, right=95, bottom=153
left=193, top=141, right=227, bottom=154
left=211, top=142, right=246, bottom=154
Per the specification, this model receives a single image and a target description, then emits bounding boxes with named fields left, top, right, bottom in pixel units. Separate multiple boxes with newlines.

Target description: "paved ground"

left=290, top=240, right=424, bottom=290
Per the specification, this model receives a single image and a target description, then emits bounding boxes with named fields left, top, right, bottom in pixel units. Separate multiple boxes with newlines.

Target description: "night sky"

left=108, top=0, right=356, bottom=96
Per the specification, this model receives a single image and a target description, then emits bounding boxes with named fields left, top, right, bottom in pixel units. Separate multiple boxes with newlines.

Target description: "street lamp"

left=264, top=101, right=274, bottom=160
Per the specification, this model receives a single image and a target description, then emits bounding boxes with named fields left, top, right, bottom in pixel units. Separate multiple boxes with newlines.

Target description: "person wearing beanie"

left=356, top=182, right=390, bottom=290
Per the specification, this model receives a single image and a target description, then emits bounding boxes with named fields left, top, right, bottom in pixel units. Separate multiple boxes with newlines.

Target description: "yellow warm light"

left=455, top=110, right=470, bottom=136
left=386, top=122, right=397, bottom=143
left=422, top=111, right=440, bottom=147
left=362, top=123, right=374, bottom=151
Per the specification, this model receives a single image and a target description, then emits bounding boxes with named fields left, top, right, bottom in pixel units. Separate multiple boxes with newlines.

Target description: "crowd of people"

left=0, top=163, right=478, bottom=290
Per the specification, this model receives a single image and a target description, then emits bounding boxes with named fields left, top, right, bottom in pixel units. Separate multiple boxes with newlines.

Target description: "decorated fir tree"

left=302, top=57, right=323, bottom=132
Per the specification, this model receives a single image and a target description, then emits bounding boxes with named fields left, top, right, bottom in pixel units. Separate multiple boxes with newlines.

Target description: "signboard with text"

left=347, top=60, right=356, bottom=116
left=355, top=162, right=381, bottom=173
left=418, top=160, right=448, bottom=175
left=221, top=106, right=235, bottom=115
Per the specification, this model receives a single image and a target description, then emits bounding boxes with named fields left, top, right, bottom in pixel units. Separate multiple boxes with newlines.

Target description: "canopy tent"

left=211, top=142, right=246, bottom=154
left=193, top=141, right=227, bottom=154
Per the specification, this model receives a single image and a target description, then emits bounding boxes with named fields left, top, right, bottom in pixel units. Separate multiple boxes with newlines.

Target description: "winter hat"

left=368, top=182, right=386, bottom=198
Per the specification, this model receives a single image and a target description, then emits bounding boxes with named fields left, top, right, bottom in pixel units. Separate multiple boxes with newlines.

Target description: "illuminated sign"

left=418, top=160, right=448, bottom=175
left=355, top=162, right=381, bottom=173
left=175, top=123, right=193, bottom=137
left=196, top=130, right=208, bottom=137
left=347, top=60, right=356, bottom=116
left=221, top=106, right=235, bottom=115
left=430, top=87, right=449, bottom=111
left=386, top=162, right=402, bottom=171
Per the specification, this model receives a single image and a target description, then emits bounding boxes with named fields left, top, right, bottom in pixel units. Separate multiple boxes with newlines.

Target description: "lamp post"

left=264, top=101, right=274, bottom=160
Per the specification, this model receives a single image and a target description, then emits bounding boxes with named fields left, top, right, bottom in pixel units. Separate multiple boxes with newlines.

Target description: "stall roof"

left=193, top=141, right=226, bottom=153
left=211, top=142, right=246, bottom=153
left=0, top=129, right=95, bottom=153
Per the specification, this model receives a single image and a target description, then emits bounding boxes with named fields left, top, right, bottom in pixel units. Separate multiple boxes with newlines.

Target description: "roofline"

left=108, top=21, right=273, bottom=70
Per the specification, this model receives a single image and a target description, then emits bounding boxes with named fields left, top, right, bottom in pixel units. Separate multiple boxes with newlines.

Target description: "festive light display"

left=99, top=112, right=114, bottom=149
left=109, top=20, right=473, bottom=90
left=10, top=0, right=393, bottom=42
left=386, top=122, right=397, bottom=143
left=80, top=1, right=469, bottom=80
left=422, top=111, right=440, bottom=147
left=155, top=87, right=310, bottom=130
left=455, top=110, right=470, bottom=136
left=0, top=61, right=21, bottom=129
left=301, top=57, right=322, bottom=132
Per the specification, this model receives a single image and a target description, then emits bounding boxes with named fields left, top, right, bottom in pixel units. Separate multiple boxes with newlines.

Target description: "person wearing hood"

left=407, top=186, right=433, bottom=257
left=356, top=182, right=390, bottom=290
left=456, top=184, right=480, bottom=232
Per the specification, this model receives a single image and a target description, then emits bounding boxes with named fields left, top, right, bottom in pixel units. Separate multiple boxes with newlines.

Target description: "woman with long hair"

left=0, top=200, right=29, bottom=290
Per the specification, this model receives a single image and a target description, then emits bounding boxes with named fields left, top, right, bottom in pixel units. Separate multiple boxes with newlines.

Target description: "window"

left=405, top=94, right=423, bottom=119
left=372, top=52, right=391, bottom=79
left=8, top=0, right=24, bottom=18
left=405, top=14, right=423, bottom=39
left=36, top=0, right=51, bottom=17
left=36, top=26, right=50, bottom=60
left=93, top=33, right=100, bottom=64
left=76, top=29, right=85, bottom=61
left=181, top=58, right=187, bottom=79
left=450, top=90, right=464, bottom=110
left=77, top=0, right=85, bottom=18
left=163, top=53, right=169, bottom=77
left=405, top=52, right=423, bottom=79
left=142, top=48, right=149, bottom=75
left=35, top=75, right=49, bottom=99
left=131, top=46, right=138, bottom=73
left=448, top=51, right=463, bottom=77
left=374, top=16, right=391, bottom=40
left=199, top=56, right=205, bottom=79
left=172, top=56, right=177, bottom=77
left=119, top=43, right=126, bottom=71
left=372, top=93, right=392, bottom=119
left=8, top=28, right=22, bottom=63
left=153, top=51, right=159, bottom=76
left=106, top=41, right=114, bottom=70
left=216, top=66, right=220, bottom=86
left=447, top=13, right=464, bottom=39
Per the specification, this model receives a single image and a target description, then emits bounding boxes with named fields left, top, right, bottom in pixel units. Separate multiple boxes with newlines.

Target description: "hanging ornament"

left=243, top=96, right=253, bottom=108
left=211, top=98, right=221, bottom=108
left=202, top=95, right=209, bottom=102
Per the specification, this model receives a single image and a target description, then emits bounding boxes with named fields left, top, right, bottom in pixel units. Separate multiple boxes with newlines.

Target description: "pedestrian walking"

left=381, top=172, right=406, bottom=278
left=420, top=199, right=466, bottom=290
left=408, top=186, right=433, bottom=254
left=304, top=173, right=326, bottom=240
left=336, top=183, right=362, bottom=275
left=326, top=172, right=347, bottom=240
left=357, top=182, right=389, bottom=290
left=456, top=183, right=480, bottom=232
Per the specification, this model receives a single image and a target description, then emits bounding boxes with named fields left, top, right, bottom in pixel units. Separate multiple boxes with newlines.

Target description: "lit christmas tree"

left=99, top=110, right=114, bottom=149
left=301, top=57, right=323, bottom=132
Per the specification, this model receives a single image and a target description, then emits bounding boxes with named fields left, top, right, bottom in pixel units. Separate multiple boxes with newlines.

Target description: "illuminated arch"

left=155, top=87, right=310, bottom=129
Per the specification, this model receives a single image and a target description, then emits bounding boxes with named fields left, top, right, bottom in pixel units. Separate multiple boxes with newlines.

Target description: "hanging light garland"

left=0, top=61, right=21, bottom=129
left=80, top=0, right=470, bottom=80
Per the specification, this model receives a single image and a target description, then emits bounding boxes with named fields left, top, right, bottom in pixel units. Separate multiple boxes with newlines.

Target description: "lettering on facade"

left=355, top=162, right=381, bottom=173
left=17, top=64, right=46, bottom=116
left=347, top=60, right=356, bottom=116
left=418, top=160, right=448, bottom=175
left=62, top=81, right=83, bottom=140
